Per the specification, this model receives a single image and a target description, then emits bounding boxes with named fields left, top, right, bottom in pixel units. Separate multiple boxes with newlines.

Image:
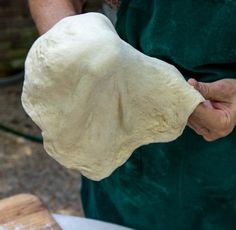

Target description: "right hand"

left=188, top=78, right=236, bottom=141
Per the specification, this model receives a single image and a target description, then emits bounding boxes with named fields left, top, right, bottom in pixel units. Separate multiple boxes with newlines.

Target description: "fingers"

left=188, top=78, right=198, bottom=88
left=188, top=104, right=217, bottom=141
left=188, top=120, right=220, bottom=141
left=187, top=120, right=209, bottom=136
left=188, top=78, right=213, bottom=100
left=188, top=78, right=234, bottom=102
left=188, top=102, right=234, bottom=141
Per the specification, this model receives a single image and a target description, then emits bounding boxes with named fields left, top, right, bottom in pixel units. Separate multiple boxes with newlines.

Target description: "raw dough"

left=22, top=13, right=204, bottom=180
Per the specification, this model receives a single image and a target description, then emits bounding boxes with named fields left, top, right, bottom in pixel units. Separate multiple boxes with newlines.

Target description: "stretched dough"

left=22, top=13, right=204, bottom=180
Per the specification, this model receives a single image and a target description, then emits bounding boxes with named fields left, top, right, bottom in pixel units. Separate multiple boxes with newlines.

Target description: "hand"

left=187, top=78, right=236, bottom=141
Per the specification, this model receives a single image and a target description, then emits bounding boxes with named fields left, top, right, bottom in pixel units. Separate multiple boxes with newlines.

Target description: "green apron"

left=81, top=1, right=236, bottom=229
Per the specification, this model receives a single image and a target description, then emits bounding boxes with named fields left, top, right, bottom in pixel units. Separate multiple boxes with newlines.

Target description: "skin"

left=188, top=79, right=236, bottom=141
left=28, top=0, right=236, bottom=142
left=28, top=0, right=85, bottom=34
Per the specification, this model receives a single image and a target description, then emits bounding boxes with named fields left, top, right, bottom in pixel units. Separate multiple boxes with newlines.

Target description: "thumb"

left=188, top=78, right=221, bottom=101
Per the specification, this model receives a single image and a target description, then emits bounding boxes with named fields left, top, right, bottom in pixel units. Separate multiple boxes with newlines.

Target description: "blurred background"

left=0, top=0, right=115, bottom=216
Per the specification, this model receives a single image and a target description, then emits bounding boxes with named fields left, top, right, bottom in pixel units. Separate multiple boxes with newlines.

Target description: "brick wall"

left=0, top=0, right=37, bottom=77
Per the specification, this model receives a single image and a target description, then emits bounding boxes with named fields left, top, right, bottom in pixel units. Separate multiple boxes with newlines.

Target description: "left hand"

left=187, top=78, right=236, bottom=141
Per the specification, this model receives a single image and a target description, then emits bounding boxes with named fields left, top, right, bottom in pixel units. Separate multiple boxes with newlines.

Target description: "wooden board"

left=0, top=194, right=61, bottom=230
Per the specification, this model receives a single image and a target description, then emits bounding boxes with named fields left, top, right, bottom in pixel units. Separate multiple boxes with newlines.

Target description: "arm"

left=28, top=0, right=85, bottom=35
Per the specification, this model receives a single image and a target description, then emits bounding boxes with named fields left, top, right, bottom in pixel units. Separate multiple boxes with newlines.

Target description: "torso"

left=82, top=1, right=236, bottom=229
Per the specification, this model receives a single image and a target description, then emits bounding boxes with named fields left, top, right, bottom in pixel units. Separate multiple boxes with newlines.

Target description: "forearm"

left=28, top=0, right=84, bottom=35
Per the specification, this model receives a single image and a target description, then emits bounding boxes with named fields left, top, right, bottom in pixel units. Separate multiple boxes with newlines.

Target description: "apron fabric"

left=81, top=1, right=236, bottom=229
